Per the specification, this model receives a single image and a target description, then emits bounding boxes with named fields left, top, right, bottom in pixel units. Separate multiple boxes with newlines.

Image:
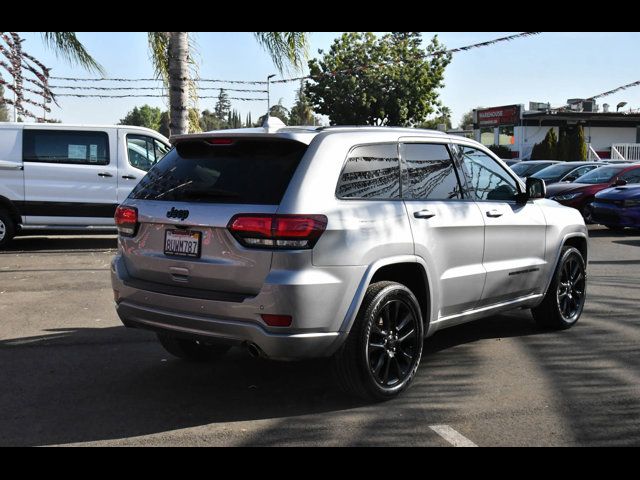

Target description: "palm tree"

left=40, top=32, right=309, bottom=136
left=148, top=32, right=308, bottom=136
left=40, top=33, right=105, bottom=75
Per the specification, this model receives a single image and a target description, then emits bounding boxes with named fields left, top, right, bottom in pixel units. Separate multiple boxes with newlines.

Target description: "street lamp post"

left=267, top=74, right=276, bottom=115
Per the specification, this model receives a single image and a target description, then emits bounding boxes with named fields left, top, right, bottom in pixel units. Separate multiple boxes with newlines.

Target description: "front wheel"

left=157, top=333, right=231, bottom=362
left=332, top=281, right=424, bottom=402
left=532, top=246, right=586, bottom=330
left=581, top=201, right=594, bottom=224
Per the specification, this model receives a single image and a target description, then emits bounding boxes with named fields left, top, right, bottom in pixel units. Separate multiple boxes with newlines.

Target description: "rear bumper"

left=116, top=301, right=342, bottom=360
left=111, top=254, right=365, bottom=360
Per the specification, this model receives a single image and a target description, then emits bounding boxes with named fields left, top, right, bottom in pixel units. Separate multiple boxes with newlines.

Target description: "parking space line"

left=429, top=425, right=478, bottom=447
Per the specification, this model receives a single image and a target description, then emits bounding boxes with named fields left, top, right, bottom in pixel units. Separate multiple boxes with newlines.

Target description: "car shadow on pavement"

left=0, top=312, right=545, bottom=446
left=3, top=235, right=117, bottom=253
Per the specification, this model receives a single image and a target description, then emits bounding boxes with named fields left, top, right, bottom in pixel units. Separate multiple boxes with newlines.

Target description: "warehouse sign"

left=477, top=105, right=521, bottom=126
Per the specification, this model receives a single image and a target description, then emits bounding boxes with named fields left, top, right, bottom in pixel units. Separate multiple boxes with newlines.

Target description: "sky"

left=7, top=32, right=640, bottom=128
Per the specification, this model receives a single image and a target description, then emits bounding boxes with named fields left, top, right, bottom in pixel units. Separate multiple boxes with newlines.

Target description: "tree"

left=40, top=32, right=104, bottom=74
left=420, top=105, right=452, bottom=130
left=214, top=89, right=231, bottom=123
left=0, top=84, right=9, bottom=122
left=159, top=111, right=170, bottom=137
left=289, top=82, right=317, bottom=126
left=556, top=126, right=587, bottom=161
left=148, top=32, right=309, bottom=136
left=305, top=32, right=451, bottom=126
left=41, top=32, right=308, bottom=136
left=258, top=98, right=290, bottom=125
left=459, top=107, right=484, bottom=129
left=572, top=125, right=587, bottom=161
left=199, top=109, right=222, bottom=131
left=530, top=128, right=558, bottom=160
left=487, top=145, right=513, bottom=159
left=119, top=105, right=163, bottom=130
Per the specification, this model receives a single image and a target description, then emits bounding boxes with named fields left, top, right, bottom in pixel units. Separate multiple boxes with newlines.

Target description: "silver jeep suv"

left=111, top=124, right=588, bottom=401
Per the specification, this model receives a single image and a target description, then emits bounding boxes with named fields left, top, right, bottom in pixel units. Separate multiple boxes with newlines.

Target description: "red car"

left=545, top=164, right=640, bottom=221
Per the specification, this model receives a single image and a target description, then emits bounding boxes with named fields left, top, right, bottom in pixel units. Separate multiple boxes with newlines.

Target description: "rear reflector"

left=228, top=214, right=327, bottom=249
left=115, top=206, right=138, bottom=237
left=261, top=314, right=292, bottom=327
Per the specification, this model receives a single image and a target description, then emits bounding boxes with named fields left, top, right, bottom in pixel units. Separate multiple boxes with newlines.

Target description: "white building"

left=472, top=102, right=640, bottom=161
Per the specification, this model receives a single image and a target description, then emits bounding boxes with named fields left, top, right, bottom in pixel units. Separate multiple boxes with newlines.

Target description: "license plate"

left=164, top=229, right=202, bottom=258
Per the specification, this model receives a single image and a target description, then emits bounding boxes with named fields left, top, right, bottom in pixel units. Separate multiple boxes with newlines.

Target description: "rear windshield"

left=129, top=138, right=307, bottom=204
left=574, top=166, right=624, bottom=184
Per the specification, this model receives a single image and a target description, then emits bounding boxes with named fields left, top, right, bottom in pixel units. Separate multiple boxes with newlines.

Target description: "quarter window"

left=454, top=145, right=518, bottom=201
left=127, top=134, right=170, bottom=172
left=403, top=143, right=462, bottom=200
left=336, top=144, right=400, bottom=199
left=23, top=130, right=109, bottom=165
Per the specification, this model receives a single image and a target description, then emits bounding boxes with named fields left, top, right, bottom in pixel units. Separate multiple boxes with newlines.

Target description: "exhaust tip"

left=246, top=342, right=265, bottom=359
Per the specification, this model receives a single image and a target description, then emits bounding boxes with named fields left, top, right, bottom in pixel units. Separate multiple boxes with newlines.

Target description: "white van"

left=0, top=123, right=171, bottom=247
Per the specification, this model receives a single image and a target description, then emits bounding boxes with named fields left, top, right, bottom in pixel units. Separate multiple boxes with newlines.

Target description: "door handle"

left=414, top=209, right=436, bottom=219
left=122, top=175, right=137, bottom=180
left=97, top=172, right=113, bottom=178
left=486, top=209, right=503, bottom=218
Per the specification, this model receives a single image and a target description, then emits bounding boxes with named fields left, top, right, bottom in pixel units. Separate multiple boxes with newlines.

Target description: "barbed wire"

left=48, top=32, right=542, bottom=87
left=50, top=84, right=267, bottom=93
left=55, top=93, right=267, bottom=101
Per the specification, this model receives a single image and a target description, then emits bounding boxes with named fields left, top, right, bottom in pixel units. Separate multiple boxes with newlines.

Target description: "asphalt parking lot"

left=1, top=226, right=639, bottom=446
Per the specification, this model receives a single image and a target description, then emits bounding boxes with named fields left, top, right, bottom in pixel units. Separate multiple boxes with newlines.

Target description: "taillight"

left=227, top=214, right=327, bottom=249
left=261, top=314, right=292, bottom=327
left=115, top=206, right=138, bottom=237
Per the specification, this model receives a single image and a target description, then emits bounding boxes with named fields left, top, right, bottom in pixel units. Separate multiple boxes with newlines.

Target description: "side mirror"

left=525, top=177, right=546, bottom=200
left=564, top=175, right=577, bottom=182
left=612, top=177, right=627, bottom=187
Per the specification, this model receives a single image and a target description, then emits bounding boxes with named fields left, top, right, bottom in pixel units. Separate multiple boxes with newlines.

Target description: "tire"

left=532, top=246, right=586, bottom=330
left=581, top=201, right=594, bottom=224
left=332, top=281, right=424, bottom=402
left=0, top=209, right=16, bottom=250
left=157, top=333, right=231, bottom=362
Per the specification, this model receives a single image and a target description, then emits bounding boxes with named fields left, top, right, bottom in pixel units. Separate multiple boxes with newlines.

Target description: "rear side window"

left=129, top=138, right=307, bottom=205
left=126, top=134, right=170, bottom=172
left=403, top=143, right=462, bottom=200
left=23, top=130, right=109, bottom=165
left=336, top=144, right=400, bottom=199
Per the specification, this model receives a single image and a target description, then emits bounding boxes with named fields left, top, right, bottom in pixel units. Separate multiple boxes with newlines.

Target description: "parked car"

left=531, top=162, right=603, bottom=185
left=504, top=160, right=520, bottom=167
left=111, top=123, right=588, bottom=401
left=592, top=184, right=640, bottom=230
left=0, top=123, right=171, bottom=248
left=510, top=160, right=560, bottom=179
left=546, top=164, right=640, bottom=221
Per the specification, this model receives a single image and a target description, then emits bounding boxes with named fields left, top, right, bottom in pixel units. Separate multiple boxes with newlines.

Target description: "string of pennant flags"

left=3, top=31, right=640, bottom=122
left=0, top=31, right=54, bottom=122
